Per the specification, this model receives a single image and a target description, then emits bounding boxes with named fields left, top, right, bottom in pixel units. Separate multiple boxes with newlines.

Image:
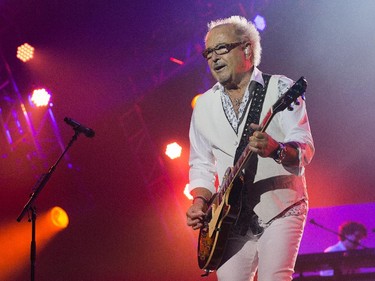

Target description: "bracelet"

left=192, top=196, right=209, bottom=205
left=273, top=142, right=287, bottom=164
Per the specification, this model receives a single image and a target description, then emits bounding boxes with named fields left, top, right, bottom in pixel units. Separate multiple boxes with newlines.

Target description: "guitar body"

left=197, top=173, right=243, bottom=270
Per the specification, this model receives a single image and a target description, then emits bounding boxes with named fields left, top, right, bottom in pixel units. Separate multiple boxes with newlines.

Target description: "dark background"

left=1, top=1, right=374, bottom=280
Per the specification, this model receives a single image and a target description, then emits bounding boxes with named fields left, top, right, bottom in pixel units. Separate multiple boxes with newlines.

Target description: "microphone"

left=64, top=117, right=95, bottom=138
left=309, top=218, right=368, bottom=248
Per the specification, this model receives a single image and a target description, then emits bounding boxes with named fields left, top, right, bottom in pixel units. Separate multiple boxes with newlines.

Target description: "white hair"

left=205, top=15, right=262, bottom=67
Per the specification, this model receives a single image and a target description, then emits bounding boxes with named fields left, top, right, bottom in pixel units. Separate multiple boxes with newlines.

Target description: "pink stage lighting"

left=170, top=57, right=184, bottom=65
left=29, top=88, right=51, bottom=107
left=165, top=142, right=182, bottom=159
left=16, top=43, right=34, bottom=62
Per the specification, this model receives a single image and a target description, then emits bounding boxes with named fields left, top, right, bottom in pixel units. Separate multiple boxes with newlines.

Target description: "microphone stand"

left=17, top=130, right=81, bottom=281
left=309, top=219, right=368, bottom=249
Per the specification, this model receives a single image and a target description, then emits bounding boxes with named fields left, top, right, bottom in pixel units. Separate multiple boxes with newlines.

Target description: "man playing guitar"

left=186, top=15, right=314, bottom=281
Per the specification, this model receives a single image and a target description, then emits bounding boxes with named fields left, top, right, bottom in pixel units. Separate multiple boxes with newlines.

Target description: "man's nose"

left=211, top=52, right=221, bottom=61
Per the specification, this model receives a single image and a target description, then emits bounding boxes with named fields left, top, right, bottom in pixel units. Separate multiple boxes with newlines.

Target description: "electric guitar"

left=197, top=76, right=308, bottom=274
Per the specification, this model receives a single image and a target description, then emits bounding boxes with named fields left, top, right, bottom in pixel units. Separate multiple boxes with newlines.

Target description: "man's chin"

left=216, top=76, right=230, bottom=86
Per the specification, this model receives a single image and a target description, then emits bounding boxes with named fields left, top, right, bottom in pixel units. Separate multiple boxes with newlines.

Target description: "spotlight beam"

left=0, top=207, right=68, bottom=280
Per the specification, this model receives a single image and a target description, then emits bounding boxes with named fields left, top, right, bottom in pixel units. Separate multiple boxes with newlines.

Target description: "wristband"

left=192, top=196, right=209, bottom=205
left=273, top=142, right=287, bottom=164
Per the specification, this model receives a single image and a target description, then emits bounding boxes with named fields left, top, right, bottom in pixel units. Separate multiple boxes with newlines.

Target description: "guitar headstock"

left=272, top=76, right=307, bottom=114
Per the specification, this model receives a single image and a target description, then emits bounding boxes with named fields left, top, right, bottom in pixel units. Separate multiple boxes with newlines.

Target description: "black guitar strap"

left=234, top=73, right=271, bottom=165
left=232, top=73, right=271, bottom=235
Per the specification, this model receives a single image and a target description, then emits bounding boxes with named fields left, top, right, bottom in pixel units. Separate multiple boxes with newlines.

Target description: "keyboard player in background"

left=320, top=221, right=368, bottom=276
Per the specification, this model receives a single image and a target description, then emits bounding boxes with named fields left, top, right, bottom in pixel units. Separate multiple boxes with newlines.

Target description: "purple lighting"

left=254, top=15, right=266, bottom=31
left=5, top=129, right=12, bottom=144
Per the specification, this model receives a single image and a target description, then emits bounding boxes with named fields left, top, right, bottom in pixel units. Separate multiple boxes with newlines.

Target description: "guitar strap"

left=234, top=74, right=271, bottom=163
left=232, top=73, right=271, bottom=236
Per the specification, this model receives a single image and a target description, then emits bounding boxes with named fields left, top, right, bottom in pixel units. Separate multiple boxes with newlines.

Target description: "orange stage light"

left=17, top=43, right=34, bottom=62
left=0, top=206, right=69, bottom=280
left=191, top=94, right=201, bottom=109
left=50, top=206, right=69, bottom=228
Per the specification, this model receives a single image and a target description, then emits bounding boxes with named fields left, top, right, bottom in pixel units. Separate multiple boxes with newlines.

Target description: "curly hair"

left=339, top=221, right=367, bottom=241
left=205, top=15, right=262, bottom=67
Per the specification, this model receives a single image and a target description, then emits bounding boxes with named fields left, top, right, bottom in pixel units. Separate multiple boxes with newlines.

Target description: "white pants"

left=216, top=213, right=307, bottom=281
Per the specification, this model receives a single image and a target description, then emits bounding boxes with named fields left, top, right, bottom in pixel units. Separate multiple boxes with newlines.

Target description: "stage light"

left=254, top=15, right=266, bottom=31
left=0, top=206, right=69, bottom=280
left=170, top=57, right=184, bottom=65
left=191, top=94, right=201, bottom=109
left=184, top=184, right=193, bottom=200
left=29, top=88, right=51, bottom=107
left=16, top=43, right=34, bottom=62
left=165, top=142, right=182, bottom=159
left=50, top=206, right=69, bottom=229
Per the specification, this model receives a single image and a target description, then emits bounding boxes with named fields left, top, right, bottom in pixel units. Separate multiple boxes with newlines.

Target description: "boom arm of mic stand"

left=17, top=131, right=79, bottom=222
left=16, top=130, right=80, bottom=281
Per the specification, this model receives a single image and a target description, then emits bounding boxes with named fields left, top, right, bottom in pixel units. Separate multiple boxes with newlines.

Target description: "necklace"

left=227, top=92, right=243, bottom=107
left=233, top=97, right=242, bottom=107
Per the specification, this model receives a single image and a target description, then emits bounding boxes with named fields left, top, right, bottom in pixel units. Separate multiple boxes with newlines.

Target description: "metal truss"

left=0, top=50, right=69, bottom=178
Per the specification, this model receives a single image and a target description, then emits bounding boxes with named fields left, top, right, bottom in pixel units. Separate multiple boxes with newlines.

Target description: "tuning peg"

left=294, top=99, right=300, bottom=106
left=301, top=93, right=306, bottom=100
left=287, top=106, right=294, bottom=111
